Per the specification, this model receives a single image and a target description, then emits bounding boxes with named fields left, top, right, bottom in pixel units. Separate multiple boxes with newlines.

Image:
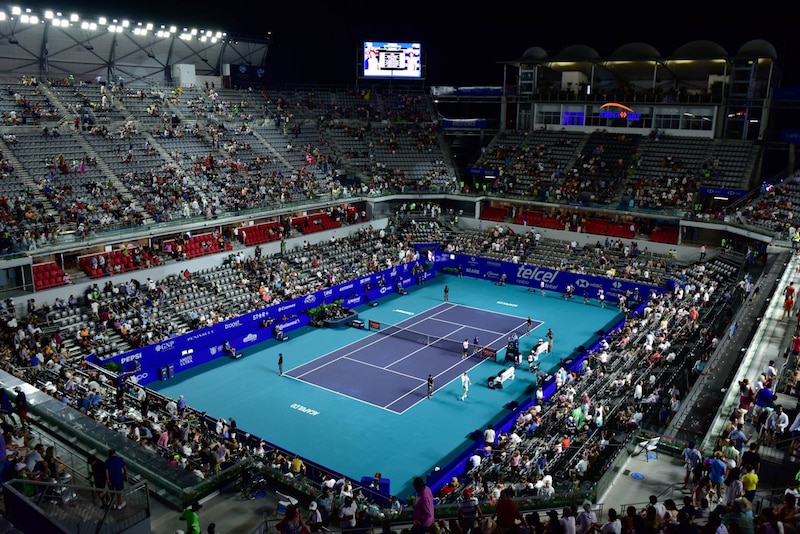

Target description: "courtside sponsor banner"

left=93, top=261, right=434, bottom=378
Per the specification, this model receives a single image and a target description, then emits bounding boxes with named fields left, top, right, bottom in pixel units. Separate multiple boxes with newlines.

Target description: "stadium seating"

left=32, top=261, right=68, bottom=290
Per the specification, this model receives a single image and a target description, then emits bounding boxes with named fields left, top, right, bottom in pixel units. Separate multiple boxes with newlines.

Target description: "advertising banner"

left=95, top=260, right=434, bottom=385
left=437, top=253, right=664, bottom=300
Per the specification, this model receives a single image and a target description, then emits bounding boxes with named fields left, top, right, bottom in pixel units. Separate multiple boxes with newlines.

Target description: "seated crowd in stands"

left=0, top=213, right=747, bottom=511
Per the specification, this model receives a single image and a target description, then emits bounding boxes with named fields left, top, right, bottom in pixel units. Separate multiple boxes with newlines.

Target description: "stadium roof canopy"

left=0, top=5, right=270, bottom=85
left=502, top=40, right=778, bottom=89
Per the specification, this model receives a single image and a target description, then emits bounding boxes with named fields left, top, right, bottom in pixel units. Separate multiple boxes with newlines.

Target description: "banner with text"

left=437, top=253, right=665, bottom=299
left=92, top=260, right=435, bottom=385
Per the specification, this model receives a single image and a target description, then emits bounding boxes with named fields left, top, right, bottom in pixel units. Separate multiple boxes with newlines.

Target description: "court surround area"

left=151, top=275, right=622, bottom=498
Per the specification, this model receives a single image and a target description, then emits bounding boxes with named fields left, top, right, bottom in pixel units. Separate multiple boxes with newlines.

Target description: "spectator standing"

left=279, top=504, right=310, bottom=534
left=427, top=375, right=434, bottom=399
left=741, top=463, right=759, bottom=503
left=444, top=285, right=449, bottom=302
left=278, top=353, right=284, bottom=376
left=308, top=501, right=324, bottom=534
left=741, top=442, right=761, bottom=475
left=13, top=386, right=28, bottom=428
left=764, top=405, right=789, bottom=446
left=458, top=487, right=482, bottom=533
left=594, top=508, right=621, bottom=534
left=484, top=424, right=496, bottom=447
left=412, top=477, right=435, bottom=534
left=709, top=451, right=727, bottom=501
left=576, top=501, right=598, bottom=534
left=493, top=488, right=528, bottom=534
left=681, top=441, right=702, bottom=489
left=88, top=454, right=107, bottom=506
left=729, top=423, right=749, bottom=457
left=105, top=448, right=127, bottom=510
left=179, top=502, right=202, bottom=534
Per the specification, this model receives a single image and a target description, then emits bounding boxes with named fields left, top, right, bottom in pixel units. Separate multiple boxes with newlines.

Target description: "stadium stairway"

left=70, top=132, right=150, bottom=222
left=250, top=127, right=294, bottom=170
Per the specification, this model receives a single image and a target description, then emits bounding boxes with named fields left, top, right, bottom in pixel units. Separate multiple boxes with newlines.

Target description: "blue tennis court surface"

left=286, top=303, right=540, bottom=413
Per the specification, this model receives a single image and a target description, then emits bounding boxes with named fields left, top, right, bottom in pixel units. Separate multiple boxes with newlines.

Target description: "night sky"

left=27, top=2, right=800, bottom=87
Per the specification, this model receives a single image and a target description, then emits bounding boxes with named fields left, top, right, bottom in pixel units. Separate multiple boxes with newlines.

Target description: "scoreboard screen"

left=363, top=41, right=422, bottom=79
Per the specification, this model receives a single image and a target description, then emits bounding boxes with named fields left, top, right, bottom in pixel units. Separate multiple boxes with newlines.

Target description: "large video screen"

left=363, top=41, right=422, bottom=79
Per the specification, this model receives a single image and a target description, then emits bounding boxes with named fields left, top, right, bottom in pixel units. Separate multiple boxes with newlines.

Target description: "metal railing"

left=3, top=477, right=150, bottom=534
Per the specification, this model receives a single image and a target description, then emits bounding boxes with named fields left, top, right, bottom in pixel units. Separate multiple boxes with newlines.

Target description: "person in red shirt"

left=792, top=334, right=800, bottom=364
left=492, top=488, right=527, bottom=534
left=784, top=295, right=795, bottom=319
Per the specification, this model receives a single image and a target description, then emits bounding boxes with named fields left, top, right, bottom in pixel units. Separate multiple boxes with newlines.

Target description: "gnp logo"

left=303, top=295, right=317, bottom=304
left=575, top=279, right=590, bottom=289
left=243, top=333, right=258, bottom=343
left=154, top=340, right=176, bottom=352
left=598, top=102, right=642, bottom=121
left=380, top=286, right=392, bottom=295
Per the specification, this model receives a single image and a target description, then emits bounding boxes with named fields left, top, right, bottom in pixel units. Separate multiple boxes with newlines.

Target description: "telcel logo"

left=516, top=266, right=558, bottom=283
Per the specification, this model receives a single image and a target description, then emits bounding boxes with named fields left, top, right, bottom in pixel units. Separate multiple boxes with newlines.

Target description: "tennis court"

left=150, top=275, right=621, bottom=498
left=287, top=303, right=540, bottom=413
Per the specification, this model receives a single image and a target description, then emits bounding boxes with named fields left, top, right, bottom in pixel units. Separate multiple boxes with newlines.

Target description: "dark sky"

left=35, top=2, right=800, bottom=87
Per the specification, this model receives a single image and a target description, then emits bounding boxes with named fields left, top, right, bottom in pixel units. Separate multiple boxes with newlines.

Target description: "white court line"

left=289, top=303, right=537, bottom=411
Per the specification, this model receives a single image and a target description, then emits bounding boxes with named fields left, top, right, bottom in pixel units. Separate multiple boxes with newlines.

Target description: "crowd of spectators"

left=432, top=253, right=739, bottom=507
left=3, top=210, right=750, bottom=518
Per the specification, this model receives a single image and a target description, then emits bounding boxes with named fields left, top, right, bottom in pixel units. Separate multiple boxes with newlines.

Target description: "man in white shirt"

left=763, top=360, right=778, bottom=386
left=460, top=372, right=472, bottom=401
left=165, top=398, right=178, bottom=419
left=483, top=424, right=496, bottom=447
left=790, top=411, right=800, bottom=455
left=468, top=452, right=482, bottom=470
left=765, top=405, right=789, bottom=445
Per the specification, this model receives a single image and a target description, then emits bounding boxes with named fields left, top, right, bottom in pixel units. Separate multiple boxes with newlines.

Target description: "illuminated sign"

left=599, top=102, right=642, bottom=121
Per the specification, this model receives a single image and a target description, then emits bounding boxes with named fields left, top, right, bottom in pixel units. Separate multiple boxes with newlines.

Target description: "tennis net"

left=369, top=320, right=466, bottom=355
